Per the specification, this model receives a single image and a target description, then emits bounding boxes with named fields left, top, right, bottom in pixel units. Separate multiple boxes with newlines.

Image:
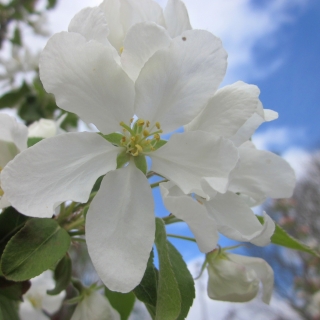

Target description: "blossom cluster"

left=0, top=0, right=296, bottom=316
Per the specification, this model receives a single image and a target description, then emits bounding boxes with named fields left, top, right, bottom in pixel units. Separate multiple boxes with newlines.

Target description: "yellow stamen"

left=146, top=120, right=150, bottom=127
left=137, top=119, right=145, bottom=126
left=154, top=133, right=160, bottom=141
left=135, top=144, right=143, bottom=152
left=143, top=129, right=150, bottom=137
left=130, top=136, right=136, bottom=142
left=156, top=122, right=161, bottom=129
left=119, top=46, right=124, bottom=54
left=0, top=188, right=4, bottom=197
left=121, top=136, right=126, bottom=142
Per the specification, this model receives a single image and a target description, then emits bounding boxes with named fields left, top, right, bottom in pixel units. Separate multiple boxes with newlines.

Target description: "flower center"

left=119, top=119, right=163, bottom=156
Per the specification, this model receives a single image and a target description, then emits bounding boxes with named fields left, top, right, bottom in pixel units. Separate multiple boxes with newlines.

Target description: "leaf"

left=0, top=207, right=29, bottom=257
left=257, top=216, right=319, bottom=256
left=154, top=218, right=181, bottom=320
left=1, top=218, right=71, bottom=281
left=133, top=250, right=158, bottom=318
left=47, top=254, right=72, bottom=295
left=102, top=133, right=124, bottom=146
left=0, top=295, right=19, bottom=320
left=0, top=277, right=31, bottom=301
left=27, top=137, right=44, bottom=148
left=47, top=0, right=58, bottom=9
left=11, top=27, right=21, bottom=46
left=117, top=151, right=130, bottom=169
left=134, top=155, right=147, bottom=175
left=105, top=288, right=135, bottom=320
left=0, top=82, right=30, bottom=109
left=167, top=242, right=195, bottom=320
left=153, top=140, right=167, bottom=150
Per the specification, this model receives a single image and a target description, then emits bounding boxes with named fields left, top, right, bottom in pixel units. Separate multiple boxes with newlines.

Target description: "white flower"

left=19, top=270, right=66, bottom=320
left=71, top=291, right=120, bottom=320
left=206, top=252, right=274, bottom=304
left=28, top=114, right=67, bottom=139
left=1, top=0, right=240, bottom=293
left=0, top=113, right=28, bottom=209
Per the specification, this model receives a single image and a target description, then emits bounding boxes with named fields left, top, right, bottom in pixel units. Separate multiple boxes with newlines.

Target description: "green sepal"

left=101, top=133, right=124, bottom=146
left=134, top=154, right=147, bottom=175
left=47, top=254, right=72, bottom=295
left=0, top=295, right=19, bottom=320
left=0, top=82, right=30, bottom=109
left=0, top=207, right=29, bottom=258
left=117, top=151, right=130, bottom=169
left=105, top=287, right=135, bottom=320
left=257, top=215, right=319, bottom=256
left=0, top=277, right=31, bottom=301
left=133, top=250, right=158, bottom=319
left=153, top=140, right=167, bottom=150
left=27, top=137, right=44, bottom=147
left=1, top=218, right=71, bottom=281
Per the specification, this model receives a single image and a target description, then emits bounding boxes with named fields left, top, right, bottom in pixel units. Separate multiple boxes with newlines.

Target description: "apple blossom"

left=19, top=270, right=65, bottom=320
left=1, top=0, right=241, bottom=293
left=206, top=251, right=274, bottom=304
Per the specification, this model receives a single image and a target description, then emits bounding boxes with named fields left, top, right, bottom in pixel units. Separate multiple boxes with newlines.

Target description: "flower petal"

left=229, top=144, right=296, bottom=203
left=86, top=164, right=155, bottom=293
left=135, top=30, right=227, bottom=133
left=150, top=131, right=238, bottom=197
left=39, top=32, right=134, bottom=134
left=121, top=22, right=171, bottom=81
left=68, top=7, right=110, bottom=46
left=204, top=192, right=275, bottom=246
left=164, top=0, right=192, bottom=38
left=160, top=181, right=218, bottom=252
left=228, top=254, right=274, bottom=304
left=185, top=81, right=260, bottom=139
left=1, top=133, right=118, bottom=217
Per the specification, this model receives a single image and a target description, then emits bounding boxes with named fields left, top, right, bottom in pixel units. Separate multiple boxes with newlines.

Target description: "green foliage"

left=103, top=133, right=124, bottom=146
left=0, top=83, right=30, bottom=109
left=47, top=254, right=72, bottom=295
left=11, top=27, right=21, bottom=46
left=117, top=151, right=130, bottom=169
left=154, top=218, right=195, bottom=320
left=0, top=277, right=30, bottom=301
left=0, top=207, right=29, bottom=257
left=134, top=154, right=148, bottom=175
left=257, top=215, right=319, bottom=256
left=47, top=0, right=58, bottom=9
left=105, top=287, right=135, bottom=320
left=1, top=218, right=71, bottom=281
left=27, top=137, right=44, bottom=147
left=0, top=295, right=19, bottom=320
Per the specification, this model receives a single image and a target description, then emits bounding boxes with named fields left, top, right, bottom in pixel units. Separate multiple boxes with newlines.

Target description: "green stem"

left=167, top=234, right=197, bottom=243
left=150, top=179, right=168, bottom=188
left=162, top=215, right=182, bottom=225
left=65, top=218, right=85, bottom=231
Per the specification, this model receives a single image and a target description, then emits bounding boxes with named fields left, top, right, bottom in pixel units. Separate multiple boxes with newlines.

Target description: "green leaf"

left=47, top=254, right=72, bottom=295
left=153, top=140, right=167, bottom=150
left=0, top=295, right=19, bottom=320
left=117, top=151, right=130, bottom=169
left=133, top=250, right=158, bottom=318
left=257, top=216, right=319, bottom=256
left=11, top=27, right=21, bottom=46
left=0, top=207, right=29, bottom=257
left=105, top=288, right=135, bottom=320
left=0, top=83, right=30, bottom=109
left=167, top=242, right=195, bottom=320
left=134, top=154, right=147, bottom=175
left=1, top=218, right=71, bottom=281
left=102, top=133, right=124, bottom=146
left=154, top=218, right=181, bottom=320
left=47, top=0, right=58, bottom=9
left=0, top=277, right=30, bottom=301
left=27, top=137, right=43, bottom=148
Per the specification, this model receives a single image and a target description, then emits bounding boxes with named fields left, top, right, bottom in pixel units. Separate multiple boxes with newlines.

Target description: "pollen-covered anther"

left=137, top=119, right=145, bottom=126
left=0, top=188, right=4, bottom=197
left=121, top=136, right=126, bottom=143
left=136, top=144, right=143, bottom=152
left=155, top=122, right=161, bottom=129
left=143, top=129, right=150, bottom=137
left=146, top=120, right=150, bottom=127
left=130, top=136, right=136, bottom=142
left=130, top=118, right=134, bottom=123
left=154, top=133, right=160, bottom=141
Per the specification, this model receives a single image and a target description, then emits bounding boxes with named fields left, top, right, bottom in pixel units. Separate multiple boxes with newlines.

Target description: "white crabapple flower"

left=206, top=251, right=274, bottom=304
left=0, top=113, right=28, bottom=209
left=70, top=291, right=120, bottom=320
left=1, top=0, right=240, bottom=293
left=19, top=270, right=66, bottom=320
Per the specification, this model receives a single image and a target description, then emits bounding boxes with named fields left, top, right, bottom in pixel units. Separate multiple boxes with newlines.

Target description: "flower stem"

left=167, top=233, right=197, bottom=243
left=162, top=215, right=182, bottom=225
left=150, top=179, right=168, bottom=188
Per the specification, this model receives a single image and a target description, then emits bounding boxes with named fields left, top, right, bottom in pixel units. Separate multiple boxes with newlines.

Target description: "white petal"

left=150, top=131, right=238, bottom=197
left=28, top=119, right=57, bottom=138
left=135, top=30, right=227, bottom=133
left=119, top=0, right=165, bottom=34
left=229, top=145, right=296, bottom=202
left=39, top=32, right=134, bottom=134
left=160, top=181, right=218, bottom=252
left=204, top=192, right=275, bottom=246
left=185, top=82, right=260, bottom=139
left=164, top=0, right=192, bottom=38
left=71, top=291, right=120, bottom=320
left=99, top=0, right=124, bottom=51
left=228, top=254, right=274, bottom=304
left=0, top=113, right=27, bottom=167
left=121, top=22, right=171, bottom=81
left=86, top=164, right=155, bottom=292
left=0, top=192, right=10, bottom=209
left=1, top=133, right=118, bottom=217
left=68, top=7, right=110, bottom=46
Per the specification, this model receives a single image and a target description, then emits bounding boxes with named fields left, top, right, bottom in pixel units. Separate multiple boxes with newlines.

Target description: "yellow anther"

left=136, top=144, right=143, bottom=152
left=0, top=188, right=3, bottom=197
left=154, top=133, right=160, bottom=140
left=130, top=118, right=134, bottom=123
left=130, top=136, right=136, bottom=142
left=121, top=136, right=126, bottom=142
left=137, top=119, right=145, bottom=126
left=132, top=150, right=139, bottom=156
left=122, top=128, right=127, bottom=133
left=119, top=46, right=124, bottom=54
left=156, top=122, right=161, bottom=129
left=120, top=121, right=125, bottom=126
left=151, top=146, right=155, bottom=151
left=146, top=120, right=150, bottom=127
left=143, top=129, right=150, bottom=137
left=146, top=140, right=151, bottom=145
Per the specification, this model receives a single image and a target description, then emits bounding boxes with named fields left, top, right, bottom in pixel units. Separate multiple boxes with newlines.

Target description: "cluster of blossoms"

left=0, top=0, right=296, bottom=314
